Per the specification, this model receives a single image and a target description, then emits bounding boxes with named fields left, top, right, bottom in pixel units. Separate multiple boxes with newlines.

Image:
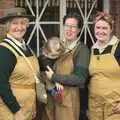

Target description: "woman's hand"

left=15, top=109, right=24, bottom=120
left=45, top=66, right=54, bottom=80
left=55, top=82, right=64, bottom=91
left=114, top=102, right=120, bottom=113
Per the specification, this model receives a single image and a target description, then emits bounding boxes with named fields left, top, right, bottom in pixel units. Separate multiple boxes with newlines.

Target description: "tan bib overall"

left=43, top=48, right=80, bottom=120
left=0, top=42, right=40, bottom=120
left=89, top=41, right=120, bottom=120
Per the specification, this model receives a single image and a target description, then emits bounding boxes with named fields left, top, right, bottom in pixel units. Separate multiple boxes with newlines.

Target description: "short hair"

left=93, top=11, right=114, bottom=30
left=63, top=12, right=82, bottom=29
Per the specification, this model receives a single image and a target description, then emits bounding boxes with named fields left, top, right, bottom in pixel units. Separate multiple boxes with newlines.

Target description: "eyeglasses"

left=64, top=24, right=78, bottom=29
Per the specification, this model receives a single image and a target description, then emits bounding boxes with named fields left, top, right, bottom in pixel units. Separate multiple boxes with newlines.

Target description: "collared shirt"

left=63, top=38, right=79, bottom=53
left=7, top=34, right=26, bottom=51
left=92, top=35, right=118, bottom=53
left=92, top=35, right=120, bottom=65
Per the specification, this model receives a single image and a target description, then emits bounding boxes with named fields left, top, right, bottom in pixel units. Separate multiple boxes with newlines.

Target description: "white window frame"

left=15, top=0, right=107, bottom=56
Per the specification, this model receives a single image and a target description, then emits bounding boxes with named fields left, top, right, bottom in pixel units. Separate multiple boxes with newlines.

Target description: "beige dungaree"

left=43, top=48, right=80, bottom=120
left=0, top=42, right=39, bottom=120
left=89, top=41, right=120, bottom=120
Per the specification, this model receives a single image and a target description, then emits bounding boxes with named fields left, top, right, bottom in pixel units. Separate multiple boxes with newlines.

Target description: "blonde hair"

left=93, top=11, right=114, bottom=30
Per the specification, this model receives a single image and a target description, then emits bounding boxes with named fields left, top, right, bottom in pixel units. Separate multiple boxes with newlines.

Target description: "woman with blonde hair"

left=89, top=11, right=120, bottom=120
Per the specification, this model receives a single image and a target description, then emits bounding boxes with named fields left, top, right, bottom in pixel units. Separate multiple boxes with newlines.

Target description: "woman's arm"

left=0, top=46, right=21, bottom=113
left=46, top=43, right=90, bottom=88
left=114, top=41, right=120, bottom=65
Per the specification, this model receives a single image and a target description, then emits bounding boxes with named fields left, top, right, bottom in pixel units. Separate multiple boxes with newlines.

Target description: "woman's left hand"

left=45, top=66, right=54, bottom=80
left=55, top=82, right=64, bottom=91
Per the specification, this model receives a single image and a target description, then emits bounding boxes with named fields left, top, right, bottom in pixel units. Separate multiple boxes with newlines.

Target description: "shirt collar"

left=6, top=34, right=26, bottom=50
left=63, top=38, right=79, bottom=53
left=93, top=35, right=118, bottom=49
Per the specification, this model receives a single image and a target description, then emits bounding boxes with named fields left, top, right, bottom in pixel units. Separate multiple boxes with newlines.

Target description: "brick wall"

left=0, top=0, right=15, bottom=39
left=110, top=0, right=120, bottom=38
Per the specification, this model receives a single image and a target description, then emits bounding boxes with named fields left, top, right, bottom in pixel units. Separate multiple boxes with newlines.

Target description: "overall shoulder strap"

left=111, top=40, right=120, bottom=54
left=0, top=42, right=19, bottom=57
left=4, top=39, right=39, bottom=82
left=4, top=38, right=25, bottom=56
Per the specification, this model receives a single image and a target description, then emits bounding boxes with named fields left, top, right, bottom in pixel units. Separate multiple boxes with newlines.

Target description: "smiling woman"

left=93, top=12, right=114, bottom=46
left=7, top=18, right=29, bottom=40
left=43, top=12, right=90, bottom=120
left=89, top=11, right=120, bottom=120
left=0, top=7, right=39, bottom=120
